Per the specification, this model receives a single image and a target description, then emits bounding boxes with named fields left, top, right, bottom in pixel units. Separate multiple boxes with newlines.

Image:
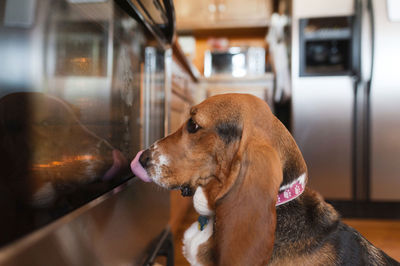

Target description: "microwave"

left=204, top=47, right=265, bottom=78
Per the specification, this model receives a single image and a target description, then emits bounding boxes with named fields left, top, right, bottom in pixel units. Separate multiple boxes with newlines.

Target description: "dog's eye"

left=187, top=118, right=200, bottom=133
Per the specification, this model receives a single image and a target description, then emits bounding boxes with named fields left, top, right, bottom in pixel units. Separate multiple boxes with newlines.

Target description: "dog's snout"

left=139, top=149, right=151, bottom=168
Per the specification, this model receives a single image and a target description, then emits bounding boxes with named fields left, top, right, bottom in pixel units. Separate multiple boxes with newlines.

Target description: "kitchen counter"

left=204, top=72, right=274, bottom=83
left=204, top=72, right=275, bottom=112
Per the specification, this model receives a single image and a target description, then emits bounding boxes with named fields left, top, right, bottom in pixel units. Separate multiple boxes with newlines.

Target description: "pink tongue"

left=103, top=149, right=128, bottom=181
left=130, top=150, right=152, bottom=182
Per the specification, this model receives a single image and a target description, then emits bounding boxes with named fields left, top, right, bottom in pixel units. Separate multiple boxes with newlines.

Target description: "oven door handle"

left=162, top=0, right=176, bottom=44
left=115, top=0, right=175, bottom=46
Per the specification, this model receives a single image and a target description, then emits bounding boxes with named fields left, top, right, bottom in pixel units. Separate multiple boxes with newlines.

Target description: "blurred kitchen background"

left=0, top=0, right=399, bottom=265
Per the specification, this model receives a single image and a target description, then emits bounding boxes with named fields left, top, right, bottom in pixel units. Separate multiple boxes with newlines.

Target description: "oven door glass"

left=0, top=0, right=165, bottom=246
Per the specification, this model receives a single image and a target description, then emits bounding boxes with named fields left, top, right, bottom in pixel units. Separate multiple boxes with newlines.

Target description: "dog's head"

left=136, top=93, right=307, bottom=264
left=139, top=93, right=306, bottom=195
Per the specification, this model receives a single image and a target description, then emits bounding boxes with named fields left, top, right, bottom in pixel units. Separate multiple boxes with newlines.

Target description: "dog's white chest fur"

left=182, top=187, right=214, bottom=266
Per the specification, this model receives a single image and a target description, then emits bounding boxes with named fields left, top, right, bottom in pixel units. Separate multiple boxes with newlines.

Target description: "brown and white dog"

left=132, top=93, right=399, bottom=265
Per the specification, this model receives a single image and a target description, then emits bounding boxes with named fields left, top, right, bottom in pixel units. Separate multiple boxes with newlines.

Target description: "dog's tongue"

left=103, top=149, right=128, bottom=181
left=130, top=150, right=152, bottom=183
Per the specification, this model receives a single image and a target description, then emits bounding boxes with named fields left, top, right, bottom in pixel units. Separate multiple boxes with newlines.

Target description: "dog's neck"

left=193, top=173, right=307, bottom=222
left=272, top=188, right=340, bottom=264
left=193, top=186, right=215, bottom=217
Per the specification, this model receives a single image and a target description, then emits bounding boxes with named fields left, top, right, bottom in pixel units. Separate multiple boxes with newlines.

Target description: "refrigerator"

left=291, top=0, right=400, bottom=217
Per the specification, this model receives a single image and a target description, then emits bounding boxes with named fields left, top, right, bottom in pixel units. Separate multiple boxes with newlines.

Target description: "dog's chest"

left=182, top=187, right=214, bottom=266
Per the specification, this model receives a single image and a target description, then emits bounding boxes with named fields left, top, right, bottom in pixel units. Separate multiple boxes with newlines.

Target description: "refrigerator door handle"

left=367, top=0, right=375, bottom=85
left=352, top=0, right=375, bottom=201
left=360, top=0, right=375, bottom=84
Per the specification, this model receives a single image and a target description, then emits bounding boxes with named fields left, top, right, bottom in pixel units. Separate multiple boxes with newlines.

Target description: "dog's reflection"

left=0, top=92, right=129, bottom=245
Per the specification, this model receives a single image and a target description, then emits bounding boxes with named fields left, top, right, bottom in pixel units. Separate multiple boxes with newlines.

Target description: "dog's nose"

left=139, top=149, right=151, bottom=168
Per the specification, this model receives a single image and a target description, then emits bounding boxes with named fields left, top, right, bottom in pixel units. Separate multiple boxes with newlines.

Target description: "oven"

left=0, top=0, right=174, bottom=264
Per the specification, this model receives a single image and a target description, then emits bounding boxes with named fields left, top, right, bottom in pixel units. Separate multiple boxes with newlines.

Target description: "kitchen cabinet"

left=175, top=0, right=272, bottom=30
left=218, top=0, right=271, bottom=25
left=174, top=0, right=216, bottom=29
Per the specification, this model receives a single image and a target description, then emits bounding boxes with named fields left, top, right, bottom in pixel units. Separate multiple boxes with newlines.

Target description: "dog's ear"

left=200, top=94, right=305, bottom=264
left=213, top=134, right=283, bottom=265
left=270, top=117, right=308, bottom=188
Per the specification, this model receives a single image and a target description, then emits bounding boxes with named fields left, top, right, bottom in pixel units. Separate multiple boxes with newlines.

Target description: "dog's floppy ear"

left=213, top=132, right=283, bottom=265
left=200, top=94, right=305, bottom=264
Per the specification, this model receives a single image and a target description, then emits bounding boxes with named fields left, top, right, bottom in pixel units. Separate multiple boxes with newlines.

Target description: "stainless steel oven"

left=0, top=0, right=175, bottom=264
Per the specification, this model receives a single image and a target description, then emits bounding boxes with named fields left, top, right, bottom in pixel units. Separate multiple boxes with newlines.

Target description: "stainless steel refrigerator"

left=291, top=0, right=400, bottom=217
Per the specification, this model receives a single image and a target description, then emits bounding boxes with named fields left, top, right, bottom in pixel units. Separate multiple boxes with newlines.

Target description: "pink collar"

left=276, top=174, right=306, bottom=206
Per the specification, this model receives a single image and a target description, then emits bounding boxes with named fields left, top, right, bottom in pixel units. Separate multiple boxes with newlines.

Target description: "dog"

left=132, top=93, right=399, bottom=265
left=0, top=92, right=128, bottom=246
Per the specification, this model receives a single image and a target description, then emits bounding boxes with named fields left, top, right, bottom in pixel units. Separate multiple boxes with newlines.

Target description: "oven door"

left=0, top=0, right=172, bottom=264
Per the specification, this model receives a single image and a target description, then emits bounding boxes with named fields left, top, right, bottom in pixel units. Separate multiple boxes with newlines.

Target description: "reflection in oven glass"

left=0, top=0, right=165, bottom=246
left=54, top=22, right=108, bottom=76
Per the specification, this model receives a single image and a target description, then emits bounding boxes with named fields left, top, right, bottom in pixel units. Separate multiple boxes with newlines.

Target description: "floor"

left=343, top=218, right=400, bottom=261
left=173, top=206, right=400, bottom=265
